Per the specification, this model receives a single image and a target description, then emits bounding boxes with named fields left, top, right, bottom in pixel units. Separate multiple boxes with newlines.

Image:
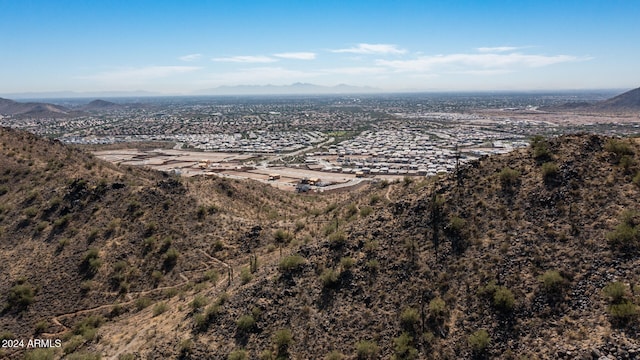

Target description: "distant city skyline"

left=1, top=0, right=639, bottom=95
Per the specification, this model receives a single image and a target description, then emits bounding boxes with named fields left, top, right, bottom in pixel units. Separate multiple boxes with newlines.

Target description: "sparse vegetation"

left=499, top=167, right=520, bottom=188
left=606, top=138, right=634, bottom=163
left=393, top=332, right=418, bottom=360
left=240, top=267, right=253, bottom=284
left=228, top=349, right=248, bottom=360
left=325, top=350, right=345, bottom=360
left=135, top=297, right=152, bottom=311
left=355, top=340, right=379, bottom=359
left=541, top=162, right=559, bottom=182
left=493, top=286, right=515, bottom=311
left=153, top=302, right=168, bottom=316
left=278, top=255, right=305, bottom=273
left=531, top=135, right=551, bottom=160
left=607, top=210, right=640, bottom=251
left=6, top=281, right=35, bottom=311
left=236, top=314, right=256, bottom=332
left=468, top=329, right=491, bottom=353
left=400, top=307, right=420, bottom=330
left=539, top=270, right=565, bottom=293
left=273, top=328, right=293, bottom=355
left=320, top=268, right=340, bottom=288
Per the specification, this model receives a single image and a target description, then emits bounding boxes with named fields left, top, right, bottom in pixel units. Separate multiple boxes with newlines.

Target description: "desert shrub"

left=294, top=220, right=306, bottom=232
left=605, top=139, right=634, bottom=160
left=340, top=257, right=356, bottom=270
left=278, top=255, right=305, bottom=273
left=446, top=216, right=466, bottom=236
left=63, top=335, right=84, bottom=354
left=365, top=259, right=379, bottom=272
left=324, top=202, right=338, bottom=213
left=539, top=270, right=565, bottom=293
left=23, top=348, right=56, bottom=360
left=364, top=240, right=379, bottom=253
left=152, top=302, right=168, bottom=316
left=607, top=210, right=640, bottom=251
left=541, top=162, right=559, bottom=182
left=355, top=340, right=379, bottom=359
left=633, top=172, right=640, bottom=186
left=273, top=328, right=293, bottom=354
left=23, top=206, right=37, bottom=218
left=236, top=315, right=256, bottom=332
left=53, top=214, right=71, bottom=229
left=143, top=236, right=156, bottom=252
left=468, top=329, right=491, bottom=353
left=273, top=229, right=293, bottom=244
left=240, top=267, right=253, bottom=284
left=393, top=332, right=418, bottom=360
left=6, top=282, right=35, bottom=310
left=87, top=229, right=99, bottom=243
left=66, top=352, right=102, bottom=360
left=620, top=155, right=635, bottom=172
left=178, top=339, right=193, bottom=356
left=320, top=268, right=340, bottom=288
left=151, top=270, right=163, bottom=284
left=328, top=231, right=347, bottom=247
left=259, top=350, right=275, bottom=360
left=135, top=297, right=152, bottom=310
left=204, top=269, right=219, bottom=283
left=193, top=313, right=208, bottom=331
left=429, top=297, right=447, bottom=318
left=493, top=287, right=515, bottom=311
left=499, top=167, right=520, bottom=188
left=603, top=281, right=627, bottom=303
left=82, top=248, right=102, bottom=274
left=608, top=302, right=638, bottom=320
left=163, top=248, right=179, bottom=269
left=191, top=295, right=209, bottom=311
left=360, top=206, right=373, bottom=217
left=35, top=221, right=47, bottom=233
left=400, top=307, right=420, bottom=330
left=345, top=203, right=358, bottom=219
left=34, top=320, right=48, bottom=334
left=531, top=135, right=551, bottom=160
left=369, top=194, right=381, bottom=205
left=73, top=315, right=104, bottom=341
left=228, top=349, right=248, bottom=360
left=325, top=350, right=345, bottom=360
left=0, top=331, right=14, bottom=341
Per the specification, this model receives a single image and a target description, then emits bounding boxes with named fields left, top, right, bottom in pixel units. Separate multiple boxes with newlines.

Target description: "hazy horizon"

left=2, top=1, right=639, bottom=94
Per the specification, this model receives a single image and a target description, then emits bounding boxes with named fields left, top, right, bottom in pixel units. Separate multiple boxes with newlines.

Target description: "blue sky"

left=1, top=0, right=639, bottom=94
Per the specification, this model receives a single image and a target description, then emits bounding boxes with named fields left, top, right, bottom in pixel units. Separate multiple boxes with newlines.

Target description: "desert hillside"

left=1, top=128, right=639, bottom=359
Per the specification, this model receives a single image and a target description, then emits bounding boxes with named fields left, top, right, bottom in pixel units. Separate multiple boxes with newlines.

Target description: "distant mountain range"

left=82, top=99, right=124, bottom=111
left=0, top=97, right=75, bottom=118
left=0, top=84, right=378, bottom=99
left=552, top=86, right=640, bottom=112
left=595, top=86, right=640, bottom=111
left=0, top=90, right=162, bottom=100
left=195, top=82, right=380, bottom=95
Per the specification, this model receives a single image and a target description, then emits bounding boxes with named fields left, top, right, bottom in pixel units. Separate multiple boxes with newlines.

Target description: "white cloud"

left=376, top=53, right=589, bottom=72
left=273, top=52, right=316, bottom=60
left=320, top=66, right=387, bottom=75
left=211, top=55, right=277, bottom=63
left=179, top=53, right=202, bottom=62
left=80, top=66, right=201, bottom=82
left=476, top=46, right=522, bottom=53
left=331, top=43, right=406, bottom=55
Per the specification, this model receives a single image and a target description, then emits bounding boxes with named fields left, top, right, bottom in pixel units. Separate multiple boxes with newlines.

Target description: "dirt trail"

left=41, top=251, right=233, bottom=338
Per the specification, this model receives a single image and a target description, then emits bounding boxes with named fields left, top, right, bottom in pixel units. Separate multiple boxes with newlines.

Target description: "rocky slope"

left=1, top=128, right=639, bottom=359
